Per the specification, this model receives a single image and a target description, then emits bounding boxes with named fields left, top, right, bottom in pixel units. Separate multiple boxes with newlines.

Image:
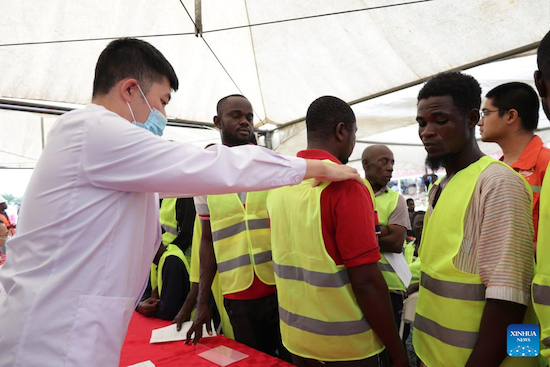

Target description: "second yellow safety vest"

left=208, top=191, right=274, bottom=295
left=413, top=156, right=532, bottom=367
left=268, top=171, right=385, bottom=361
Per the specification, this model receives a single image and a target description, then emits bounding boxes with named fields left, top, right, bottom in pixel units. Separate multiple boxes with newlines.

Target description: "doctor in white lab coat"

left=0, top=38, right=360, bottom=366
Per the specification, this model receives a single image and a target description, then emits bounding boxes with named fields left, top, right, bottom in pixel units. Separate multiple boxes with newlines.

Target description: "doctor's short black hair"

left=486, top=82, right=540, bottom=131
left=92, top=38, right=179, bottom=97
left=306, top=96, right=356, bottom=140
left=418, top=72, right=482, bottom=116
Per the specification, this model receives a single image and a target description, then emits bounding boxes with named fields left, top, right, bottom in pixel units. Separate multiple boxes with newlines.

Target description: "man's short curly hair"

left=306, top=96, right=356, bottom=140
left=418, top=72, right=482, bottom=115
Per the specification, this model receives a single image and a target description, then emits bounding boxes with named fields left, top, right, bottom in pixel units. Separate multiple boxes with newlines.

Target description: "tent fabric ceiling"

left=0, top=1, right=549, bottom=170
left=1, top=0, right=548, bottom=123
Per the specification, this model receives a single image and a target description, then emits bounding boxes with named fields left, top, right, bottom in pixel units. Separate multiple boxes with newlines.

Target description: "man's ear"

left=506, top=109, right=519, bottom=126
left=535, top=70, right=548, bottom=98
left=213, top=115, right=221, bottom=129
left=119, top=78, right=139, bottom=103
left=335, top=121, right=346, bottom=142
left=466, top=108, right=481, bottom=129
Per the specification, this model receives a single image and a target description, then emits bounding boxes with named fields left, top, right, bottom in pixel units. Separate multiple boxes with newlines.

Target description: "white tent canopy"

left=1, top=0, right=549, bottom=171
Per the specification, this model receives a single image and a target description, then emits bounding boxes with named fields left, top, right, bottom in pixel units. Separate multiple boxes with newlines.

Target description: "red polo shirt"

left=502, top=135, right=550, bottom=242
left=297, top=149, right=381, bottom=266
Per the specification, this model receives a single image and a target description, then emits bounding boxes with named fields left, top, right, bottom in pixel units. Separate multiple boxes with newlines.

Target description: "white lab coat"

left=0, top=104, right=306, bottom=366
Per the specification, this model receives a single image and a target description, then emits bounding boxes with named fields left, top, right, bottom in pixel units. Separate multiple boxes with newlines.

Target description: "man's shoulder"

left=325, top=179, right=371, bottom=202
left=478, top=162, right=528, bottom=191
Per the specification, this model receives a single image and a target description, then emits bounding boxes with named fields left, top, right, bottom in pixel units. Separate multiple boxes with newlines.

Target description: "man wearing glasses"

left=477, top=82, right=550, bottom=252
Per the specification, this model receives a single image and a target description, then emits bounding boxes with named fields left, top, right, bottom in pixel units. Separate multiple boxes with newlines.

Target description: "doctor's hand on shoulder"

left=185, top=301, right=212, bottom=345
left=304, top=159, right=362, bottom=186
left=136, top=297, right=160, bottom=318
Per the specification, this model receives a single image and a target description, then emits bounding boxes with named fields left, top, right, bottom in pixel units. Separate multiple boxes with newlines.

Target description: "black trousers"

left=223, top=293, right=291, bottom=362
left=292, top=352, right=388, bottom=367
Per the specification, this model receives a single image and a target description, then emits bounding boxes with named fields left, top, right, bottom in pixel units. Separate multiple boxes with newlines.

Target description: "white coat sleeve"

left=82, top=112, right=306, bottom=196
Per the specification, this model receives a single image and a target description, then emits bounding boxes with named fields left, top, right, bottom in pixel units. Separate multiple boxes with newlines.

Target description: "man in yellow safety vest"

left=413, top=71, right=534, bottom=366
left=185, top=95, right=290, bottom=361
left=533, top=29, right=550, bottom=363
left=267, top=96, right=408, bottom=367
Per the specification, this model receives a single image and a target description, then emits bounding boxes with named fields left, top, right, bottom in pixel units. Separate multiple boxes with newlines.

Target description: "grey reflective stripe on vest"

left=254, top=251, right=272, bottom=265
left=414, top=314, right=478, bottom=349
left=274, top=262, right=349, bottom=288
left=421, top=272, right=486, bottom=301
left=378, top=262, right=395, bottom=272
left=533, top=284, right=550, bottom=306
left=412, top=277, right=419, bottom=282
left=543, top=336, right=550, bottom=348
left=161, top=224, right=178, bottom=235
left=279, top=306, right=371, bottom=336
left=212, top=222, right=246, bottom=242
left=217, top=254, right=251, bottom=273
left=531, top=185, right=542, bottom=194
left=212, top=218, right=270, bottom=242
left=247, top=218, right=270, bottom=230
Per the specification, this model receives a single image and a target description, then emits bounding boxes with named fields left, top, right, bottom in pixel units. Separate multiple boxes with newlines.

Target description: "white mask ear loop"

left=137, top=84, right=153, bottom=111
left=126, top=101, right=137, bottom=123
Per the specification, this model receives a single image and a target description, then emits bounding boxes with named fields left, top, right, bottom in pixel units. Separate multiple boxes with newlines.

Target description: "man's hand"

left=136, top=297, right=160, bottom=317
left=304, top=159, right=362, bottom=186
left=406, top=283, right=420, bottom=296
left=185, top=302, right=213, bottom=345
left=173, top=282, right=199, bottom=331
left=173, top=306, right=192, bottom=331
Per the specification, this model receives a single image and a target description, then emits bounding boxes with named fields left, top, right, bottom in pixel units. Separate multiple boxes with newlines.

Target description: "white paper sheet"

left=150, top=322, right=216, bottom=343
left=383, top=252, right=412, bottom=288
left=127, top=360, right=156, bottom=367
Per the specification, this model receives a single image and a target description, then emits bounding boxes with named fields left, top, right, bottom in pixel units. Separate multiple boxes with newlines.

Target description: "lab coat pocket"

left=65, top=294, right=135, bottom=367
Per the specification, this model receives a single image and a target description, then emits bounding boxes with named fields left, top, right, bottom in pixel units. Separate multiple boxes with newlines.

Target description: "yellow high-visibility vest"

left=208, top=191, right=274, bottom=295
left=375, top=188, right=406, bottom=291
left=159, top=198, right=178, bottom=246
left=413, top=156, right=533, bottom=367
left=189, top=216, right=234, bottom=339
left=409, top=258, right=420, bottom=285
left=533, top=168, right=550, bottom=361
left=267, top=173, right=384, bottom=361
left=404, top=240, right=415, bottom=265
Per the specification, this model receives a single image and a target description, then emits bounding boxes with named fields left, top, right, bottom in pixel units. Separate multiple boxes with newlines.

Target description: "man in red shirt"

left=478, top=82, right=550, bottom=249
left=267, top=96, right=407, bottom=367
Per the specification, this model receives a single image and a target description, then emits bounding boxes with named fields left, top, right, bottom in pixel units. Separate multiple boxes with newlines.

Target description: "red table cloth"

left=120, top=311, right=293, bottom=367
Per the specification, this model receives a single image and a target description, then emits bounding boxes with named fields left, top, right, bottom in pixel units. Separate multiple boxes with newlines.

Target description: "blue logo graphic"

left=507, top=324, right=539, bottom=357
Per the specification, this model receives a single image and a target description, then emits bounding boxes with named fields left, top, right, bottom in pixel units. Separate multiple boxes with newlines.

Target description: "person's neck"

left=498, top=132, right=534, bottom=166
left=221, top=139, right=248, bottom=148
left=306, top=142, right=340, bottom=162
left=368, top=179, right=384, bottom=193
left=444, top=140, right=484, bottom=177
left=91, top=95, right=127, bottom=120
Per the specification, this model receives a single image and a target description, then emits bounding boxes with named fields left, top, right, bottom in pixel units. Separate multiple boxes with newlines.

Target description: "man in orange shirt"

left=0, top=197, right=15, bottom=236
left=478, top=82, right=550, bottom=249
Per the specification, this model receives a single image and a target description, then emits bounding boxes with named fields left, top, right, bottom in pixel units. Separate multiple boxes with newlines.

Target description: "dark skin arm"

left=173, top=282, right=199, bottom=330
left=348, top=263, right=408, bottom=367
left=185, top=220, right=217, bottom=344
left=136, top=298, right=160, bottom=317
left=378, top=224, right=407, bottom=253
left=465, top=300, right=526, bottom=367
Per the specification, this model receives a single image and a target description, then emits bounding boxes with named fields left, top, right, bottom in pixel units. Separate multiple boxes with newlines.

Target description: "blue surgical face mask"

left=126, top=85, right=167, bottom=136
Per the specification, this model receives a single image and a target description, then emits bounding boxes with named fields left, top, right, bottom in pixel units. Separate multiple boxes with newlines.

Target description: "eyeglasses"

left=480, top=109, right=506, bottom=119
